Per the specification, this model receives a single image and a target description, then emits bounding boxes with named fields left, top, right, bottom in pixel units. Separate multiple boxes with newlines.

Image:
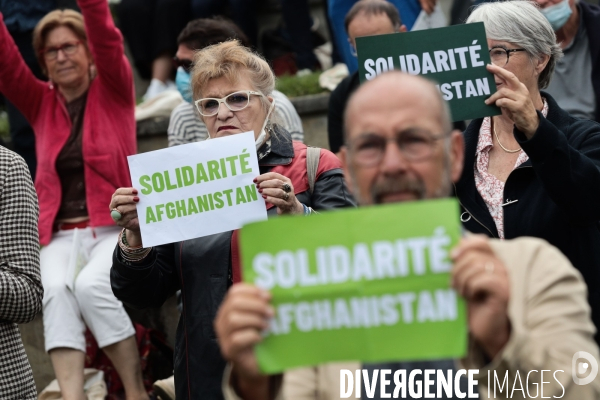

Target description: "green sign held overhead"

left=240, top=198, right=467, bottom=374
left=356, top=22, right=501, bottom=122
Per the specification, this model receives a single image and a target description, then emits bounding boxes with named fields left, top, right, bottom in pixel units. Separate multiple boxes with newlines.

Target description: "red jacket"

left=0, top=0, right=136, bottom=245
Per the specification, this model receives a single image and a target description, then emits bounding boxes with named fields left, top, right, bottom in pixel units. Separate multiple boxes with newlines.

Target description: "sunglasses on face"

left=194, top=91, right=264, bottom=117
left=173, top=57, right=193, bottom=73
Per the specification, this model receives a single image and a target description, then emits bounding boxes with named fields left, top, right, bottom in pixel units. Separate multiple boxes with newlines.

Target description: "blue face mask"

left=540, top=0, right=572, bottom=30
left=175, top=66, right=192, bottom=103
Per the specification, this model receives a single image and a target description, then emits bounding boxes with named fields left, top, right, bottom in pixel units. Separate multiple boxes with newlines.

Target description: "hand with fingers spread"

left=215, top=283, right=273, bottom=399
left=109, top=187, right=142, bottom=246
left=451, top=235, right=511, bottom=359
left=254, top=172, right=304, bottom=215
left=484, top=63, right=540, bottom=138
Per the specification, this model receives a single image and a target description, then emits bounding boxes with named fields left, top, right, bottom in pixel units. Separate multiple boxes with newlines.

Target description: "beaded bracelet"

left=118, top=228, right=152, bottom=262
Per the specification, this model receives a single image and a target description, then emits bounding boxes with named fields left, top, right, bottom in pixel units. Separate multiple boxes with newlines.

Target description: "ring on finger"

left=111, top=208, right=122, bottom=221
left=282, top=183, right=292, bottom=193
left=484, top=262, right=495, bottom=274
left=283, top=192, right=289, bottom=201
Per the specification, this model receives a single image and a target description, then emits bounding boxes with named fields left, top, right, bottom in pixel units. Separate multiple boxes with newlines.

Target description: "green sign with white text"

left=240, top=199, right=467, bottom=374
left=356, top=22, right=501, bottom=122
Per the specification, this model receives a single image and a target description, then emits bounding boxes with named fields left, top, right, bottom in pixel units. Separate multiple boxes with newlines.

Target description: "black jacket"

left=580, top=0, right=600, bottom=122
left=111, top=130, right=355, bottom=399
left=327, top=71, right=360, bottom=154
left=455, top=92, right=600, bottom=338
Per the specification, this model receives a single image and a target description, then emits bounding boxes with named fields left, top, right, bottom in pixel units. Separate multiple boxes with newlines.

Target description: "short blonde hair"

left=191, top=40, right=275, bottom=112
left=33, top=9, right=90, bottom=74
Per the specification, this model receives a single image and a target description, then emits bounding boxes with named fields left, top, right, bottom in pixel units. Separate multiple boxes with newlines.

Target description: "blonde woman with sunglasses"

left=109, top=40, right=355, bottom=399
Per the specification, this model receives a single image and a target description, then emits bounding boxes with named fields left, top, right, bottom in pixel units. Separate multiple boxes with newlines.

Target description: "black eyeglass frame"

left=488, top=46, right=527, bottom=66
left=173, top=57, right=193, bottom=73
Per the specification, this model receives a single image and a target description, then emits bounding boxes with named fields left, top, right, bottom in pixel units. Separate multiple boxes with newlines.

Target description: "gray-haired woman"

left=455, top=0, right=600, bottom=340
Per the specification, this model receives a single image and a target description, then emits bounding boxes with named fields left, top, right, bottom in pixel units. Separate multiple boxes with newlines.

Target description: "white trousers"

left=40, top=226, right=135, bottom=352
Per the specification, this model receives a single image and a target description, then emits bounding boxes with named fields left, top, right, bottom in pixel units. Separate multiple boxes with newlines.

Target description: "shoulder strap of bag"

left=306, top=147, right=321, bottom=194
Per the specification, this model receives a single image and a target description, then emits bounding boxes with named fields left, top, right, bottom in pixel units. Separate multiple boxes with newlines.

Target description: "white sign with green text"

left=127, top=131, right=267, bottom=247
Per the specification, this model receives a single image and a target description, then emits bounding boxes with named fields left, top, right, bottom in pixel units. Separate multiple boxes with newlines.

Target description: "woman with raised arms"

left=0, top=0, right=149, bottom=397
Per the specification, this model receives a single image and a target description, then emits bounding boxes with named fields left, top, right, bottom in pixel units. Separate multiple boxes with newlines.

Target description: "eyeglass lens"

left=489, top=47, right=525, bottom=66
left=489, top=48, right=509, bottom=66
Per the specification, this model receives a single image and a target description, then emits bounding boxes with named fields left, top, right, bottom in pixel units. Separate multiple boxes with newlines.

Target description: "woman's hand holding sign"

left=484, top=64, right=539, bottom=139
left=110, top=187, right=142, bottom=247
left=255, top=172, right=304, bottom=215
left=451, top=235, right=511, bottom=360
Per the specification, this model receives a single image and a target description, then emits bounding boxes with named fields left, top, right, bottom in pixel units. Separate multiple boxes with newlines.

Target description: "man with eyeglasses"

left=168, top=18, right=304, bottom=148
left=327, top=0, right=465, bottom=157
left=215, top=71, right=599, bottom=399
left=328, top=0, right=406, bottom=156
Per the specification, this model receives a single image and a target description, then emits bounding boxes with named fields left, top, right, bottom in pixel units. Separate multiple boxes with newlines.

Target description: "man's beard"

left=370, top=175, right=426, bottom=204
left=349, top=164, right=453, bottom=205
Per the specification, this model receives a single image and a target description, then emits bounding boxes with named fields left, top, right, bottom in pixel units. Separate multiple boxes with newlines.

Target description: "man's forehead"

left=346, top=80, right=443, bottom=137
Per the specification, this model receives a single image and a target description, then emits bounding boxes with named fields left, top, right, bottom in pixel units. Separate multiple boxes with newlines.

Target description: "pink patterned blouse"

left=474, top=100, right=548, bottom=239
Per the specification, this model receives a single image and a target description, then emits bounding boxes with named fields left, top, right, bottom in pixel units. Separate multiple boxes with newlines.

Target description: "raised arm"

left=78, top=0, right=134, bottom=104
left=0, top=150, right=43, bottom=324
left=515, top=115, right=600, bottom=224
left=484, top=63, right=600, bottom=224
left=0, top=14, right=46, bottom=124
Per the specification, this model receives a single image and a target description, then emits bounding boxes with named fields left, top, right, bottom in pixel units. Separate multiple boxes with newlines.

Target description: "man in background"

left=535, top=0, right=600, bottom=122
left=327, top=0, right=405, bottom=155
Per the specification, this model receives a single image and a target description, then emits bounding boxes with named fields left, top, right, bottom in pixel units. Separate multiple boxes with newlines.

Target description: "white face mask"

left=205, top=98, right=276, bottom=149
left=254, top=98, right=276, bottom=150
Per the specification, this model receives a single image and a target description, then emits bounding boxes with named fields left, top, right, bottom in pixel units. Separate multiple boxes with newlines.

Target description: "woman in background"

left=0, top=0, right=147, bottom=398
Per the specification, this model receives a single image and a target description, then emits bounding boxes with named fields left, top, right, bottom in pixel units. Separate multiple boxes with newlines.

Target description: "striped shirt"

left=167, top=90, right=304, bottom=147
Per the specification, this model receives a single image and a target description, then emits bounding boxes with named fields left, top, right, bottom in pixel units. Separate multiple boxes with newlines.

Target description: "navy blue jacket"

left=455, top=92, right=600, bottom=340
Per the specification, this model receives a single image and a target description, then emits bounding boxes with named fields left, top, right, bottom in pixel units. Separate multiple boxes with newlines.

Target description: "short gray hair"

left=466, top=0, right=563, bottom=89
